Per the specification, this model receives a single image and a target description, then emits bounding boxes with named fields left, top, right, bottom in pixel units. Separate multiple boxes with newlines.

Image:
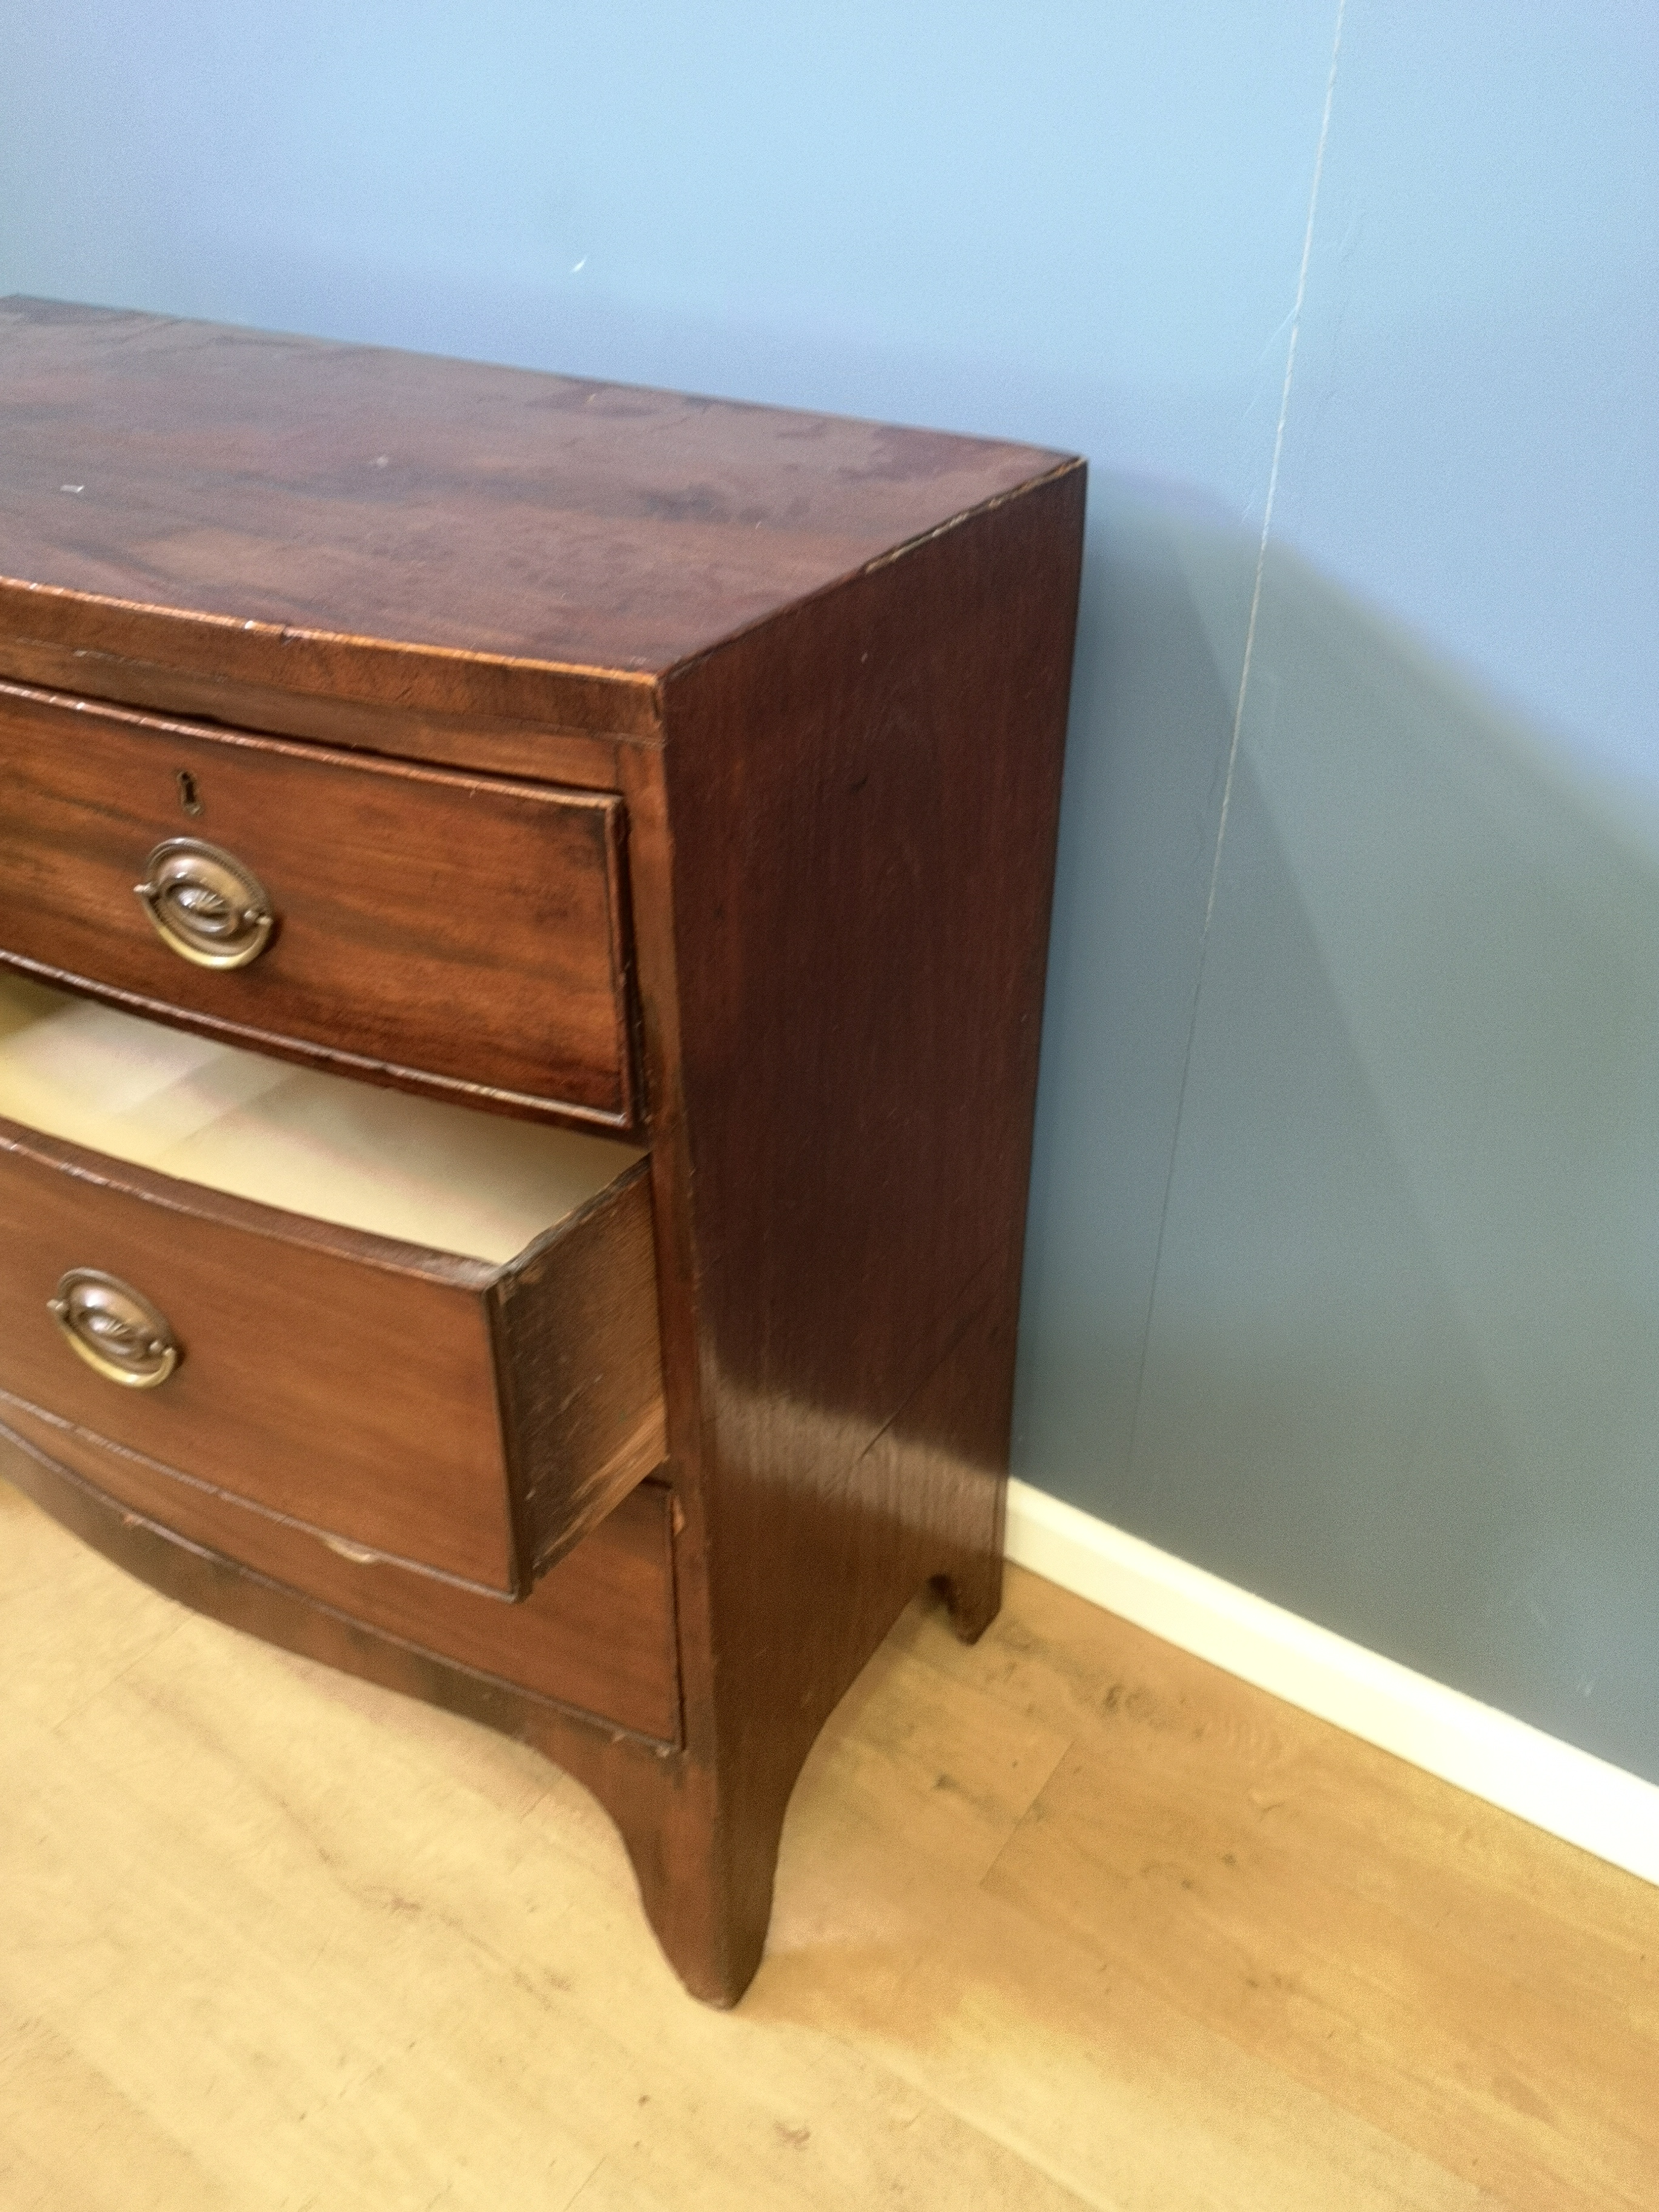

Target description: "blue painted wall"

left=4, top=4, right=1656, bottom=1778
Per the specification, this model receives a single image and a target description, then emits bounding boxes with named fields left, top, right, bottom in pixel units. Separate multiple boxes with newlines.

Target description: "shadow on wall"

left=1016, top=482, right=1659, bottom=1785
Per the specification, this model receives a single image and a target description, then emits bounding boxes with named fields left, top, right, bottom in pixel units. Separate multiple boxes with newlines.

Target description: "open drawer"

left=0, top=979, right=665, bottom=1596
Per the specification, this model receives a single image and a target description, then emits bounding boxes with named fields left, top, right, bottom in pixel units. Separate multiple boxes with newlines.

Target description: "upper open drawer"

left=0, top=680, right=637, bottom=1129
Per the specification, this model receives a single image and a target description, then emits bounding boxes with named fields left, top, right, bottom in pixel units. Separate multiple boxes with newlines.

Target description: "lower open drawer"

left=0, top=979, right=665, bottom=1597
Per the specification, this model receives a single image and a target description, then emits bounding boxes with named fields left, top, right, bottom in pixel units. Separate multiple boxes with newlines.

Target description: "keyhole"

left=176, top=770, right=202, bottom=817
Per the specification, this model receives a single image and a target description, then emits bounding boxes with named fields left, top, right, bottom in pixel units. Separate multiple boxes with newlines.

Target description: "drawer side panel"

left=494, top=1163, right=667, bottom=1576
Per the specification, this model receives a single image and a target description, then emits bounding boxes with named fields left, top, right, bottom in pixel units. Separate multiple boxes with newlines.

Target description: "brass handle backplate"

left=134, top=837, right=275, bottom=970
left=49, top=1269, right=181, bottom=1389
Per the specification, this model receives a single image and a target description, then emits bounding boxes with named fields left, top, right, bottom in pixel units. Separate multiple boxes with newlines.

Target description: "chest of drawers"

left=0, top=297, right=1084, bottom=2004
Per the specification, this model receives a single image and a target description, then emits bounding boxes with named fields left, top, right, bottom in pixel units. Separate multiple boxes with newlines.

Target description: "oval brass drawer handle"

left=49, top=1269, right=181, bottom=1389
left=134, top=837, right=275, bottom=970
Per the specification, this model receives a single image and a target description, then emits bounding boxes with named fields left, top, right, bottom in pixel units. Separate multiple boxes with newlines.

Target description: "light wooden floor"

left=2, top=1475, right=1655, bottom=2211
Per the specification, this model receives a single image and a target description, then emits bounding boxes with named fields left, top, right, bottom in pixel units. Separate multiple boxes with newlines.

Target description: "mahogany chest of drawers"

left=0, top=297, right=1084, bottom=2003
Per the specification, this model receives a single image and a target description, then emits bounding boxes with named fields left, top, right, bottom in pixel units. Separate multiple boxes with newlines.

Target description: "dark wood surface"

left=492, top=1161, right=666, bottom=1576
left=0, top=301, right=1086, bottom=2005
left=0, top=629, right=631, bottom=786
left=646, top=460, right=1086, bottom=1994
left=0, top=1117, right=663, bottom=1596
left=0, top=679, right=636, bottom=1127
left=0, top=297, right=1069, bottom=729
left=0, top=1409, right=681, bottom=1741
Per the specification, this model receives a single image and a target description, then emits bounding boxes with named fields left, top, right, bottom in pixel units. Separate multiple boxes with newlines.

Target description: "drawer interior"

left=0, top=976, right=641, bottom=1262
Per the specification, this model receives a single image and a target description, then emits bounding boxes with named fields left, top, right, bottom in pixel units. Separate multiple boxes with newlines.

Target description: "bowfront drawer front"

left=0, top=1403, right=683, bottom=1744
left=0, top=680, right=637, bottom=1128
left=0, top=1116, right=665, bottom=1598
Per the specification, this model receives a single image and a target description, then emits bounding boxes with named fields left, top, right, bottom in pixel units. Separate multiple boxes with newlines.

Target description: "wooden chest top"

left=0, top=297, right=1071, bottom=726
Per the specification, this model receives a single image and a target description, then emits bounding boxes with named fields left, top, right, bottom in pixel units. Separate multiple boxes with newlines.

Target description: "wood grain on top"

left=0, top=298, right=1070, bottom=699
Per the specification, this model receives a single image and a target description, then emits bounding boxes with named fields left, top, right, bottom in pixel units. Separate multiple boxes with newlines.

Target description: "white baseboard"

left=1004, top=1478, right=1659, bottom=1889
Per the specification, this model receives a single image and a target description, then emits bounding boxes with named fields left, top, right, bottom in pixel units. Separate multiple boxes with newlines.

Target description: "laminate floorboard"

left=1, top=1474, right=1653, bottom=2209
